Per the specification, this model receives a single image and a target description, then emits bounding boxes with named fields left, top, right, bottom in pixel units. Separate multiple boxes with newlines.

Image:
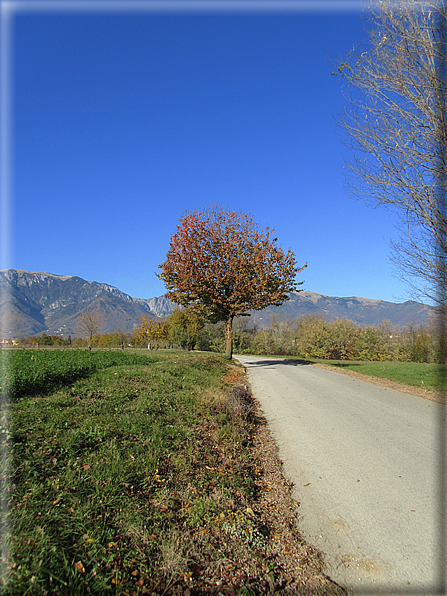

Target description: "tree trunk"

left=224, top=317, right=234, bottom=360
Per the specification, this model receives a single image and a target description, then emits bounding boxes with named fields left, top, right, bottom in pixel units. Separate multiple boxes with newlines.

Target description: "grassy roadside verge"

left=236, top=353, right=446, bottom=393
left=320, top=360, right=446, bottom=391
left=1, top=350, right=343, bottom=595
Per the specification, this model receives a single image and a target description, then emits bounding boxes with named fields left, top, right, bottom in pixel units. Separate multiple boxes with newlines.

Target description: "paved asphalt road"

left=234, top=355, right=447, bottom=596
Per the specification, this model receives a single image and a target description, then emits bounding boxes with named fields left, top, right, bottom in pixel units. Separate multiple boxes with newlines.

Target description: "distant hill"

left=0, top=269, right=433, bottom=339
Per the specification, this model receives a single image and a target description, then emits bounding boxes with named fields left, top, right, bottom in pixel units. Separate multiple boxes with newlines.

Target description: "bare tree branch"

left=77, top=309, right=102, bottom=350
left=336, top=0, right=447, bottom=308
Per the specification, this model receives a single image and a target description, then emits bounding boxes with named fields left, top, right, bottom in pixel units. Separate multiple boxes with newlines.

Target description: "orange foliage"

left=158, top=207, right=306, bottom=358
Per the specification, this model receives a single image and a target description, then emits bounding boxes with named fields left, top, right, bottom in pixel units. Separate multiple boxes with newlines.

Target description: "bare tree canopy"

left=78, top=309, right=102, bottom=350
left=336, top=0, right=447, bottom=307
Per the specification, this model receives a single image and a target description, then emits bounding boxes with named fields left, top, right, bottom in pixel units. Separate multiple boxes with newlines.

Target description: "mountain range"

left=0, top=269, right=172, bottom=338
left=0, top=269, right=433, bottom=338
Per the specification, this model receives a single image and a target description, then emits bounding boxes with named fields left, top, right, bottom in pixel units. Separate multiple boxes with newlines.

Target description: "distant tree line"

left=15, top=333, right=72, bottom=347
left=196, top=315, right=445, bottom=364
left=13, top=308, right=206, bottom=353
left=14, top=312, right=444, bottom=363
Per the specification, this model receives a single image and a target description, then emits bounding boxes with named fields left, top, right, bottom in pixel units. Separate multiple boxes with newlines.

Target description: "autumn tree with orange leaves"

left=158, top=207, right=306, bottom=359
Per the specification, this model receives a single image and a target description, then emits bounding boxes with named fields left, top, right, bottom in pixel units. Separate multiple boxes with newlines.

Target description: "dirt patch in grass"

left=314, top=362, right=446, bottom=405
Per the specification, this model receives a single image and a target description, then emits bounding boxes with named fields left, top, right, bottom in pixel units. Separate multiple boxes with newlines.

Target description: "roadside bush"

left=196, top=322, right=225, bottom=353
left=252, top=329, right=277, bottom=355
left=166, top=308, right=204, bottom=350
left=403, top=324, right=437, bottom=363
left=356, top=327, right=384, bottom=360
left=230, top=386, right=254, bottom=420
left=232, top=317, right=258, bottom=353
left=321, top=318, right=359, bottom=360
left=207, top=313, right=440, bottom=363
left=293, top=316, right=359, bottom=360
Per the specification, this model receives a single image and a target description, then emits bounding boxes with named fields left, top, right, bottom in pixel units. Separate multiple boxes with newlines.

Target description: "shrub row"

left=196, top=315, right=444, bottom=363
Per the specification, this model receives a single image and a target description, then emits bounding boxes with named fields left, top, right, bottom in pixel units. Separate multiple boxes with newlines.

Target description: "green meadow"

left=323, top=360, right=446, bottom=391
left=0, top=349, right=335, bottom=595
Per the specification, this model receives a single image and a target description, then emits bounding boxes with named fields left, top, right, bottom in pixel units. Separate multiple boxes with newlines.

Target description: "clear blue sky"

left=3, top=0, right=411, bottom=303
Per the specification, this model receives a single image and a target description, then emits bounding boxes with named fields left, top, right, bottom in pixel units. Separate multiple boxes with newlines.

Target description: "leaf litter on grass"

left=3, top=350, right=345, bottom=595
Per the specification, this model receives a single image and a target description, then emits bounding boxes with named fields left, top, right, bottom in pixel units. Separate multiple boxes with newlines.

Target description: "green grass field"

left=324, top=360, right=446, bottom=391
left=0, top=349, right=336, bottom=595
left=1, top=349, right=162, bottom=399
left=1, top=351, right=247, bottom=593
left=243, top=354, right=446, bottom=392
